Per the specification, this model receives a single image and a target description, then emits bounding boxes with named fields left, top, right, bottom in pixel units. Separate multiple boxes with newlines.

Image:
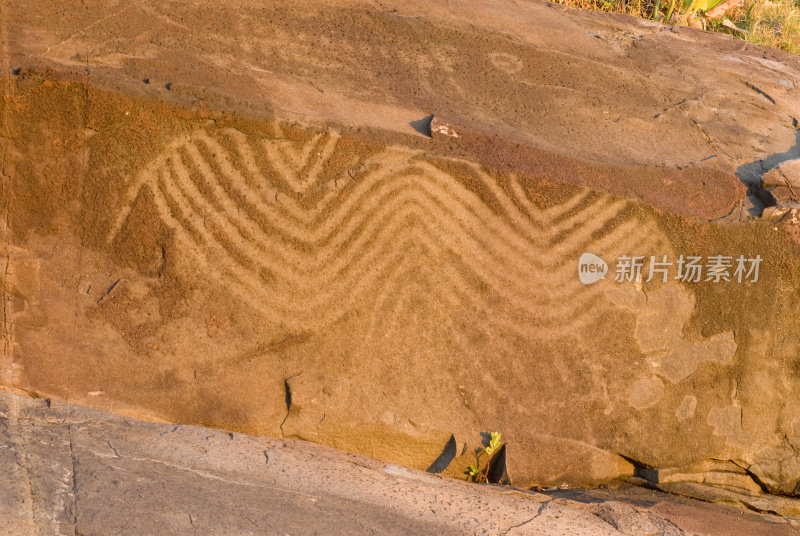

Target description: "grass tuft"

left=553, top=0, right=800, bottom=54
left=735, top=0, right=800, bottom=53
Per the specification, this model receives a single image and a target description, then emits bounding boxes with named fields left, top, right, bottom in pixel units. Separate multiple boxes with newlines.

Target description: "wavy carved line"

left=112, top=128, right=673, bottom=331
left=196, top=130, right=615, bottom=236
left=134, top=136, right=637, bottom=278
left=150, top=171, right=655, bottom=307
left=145, top=165, right=664, bottom=302
left=259, top=129, right=341, bottom=195
left=149, top=182, right=657, bottom=330
left=113, top=131, right=633, bottom=260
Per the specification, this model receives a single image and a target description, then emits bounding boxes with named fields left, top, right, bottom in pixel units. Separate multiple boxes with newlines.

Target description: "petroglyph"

left=109, top=125, right=673, bottom=336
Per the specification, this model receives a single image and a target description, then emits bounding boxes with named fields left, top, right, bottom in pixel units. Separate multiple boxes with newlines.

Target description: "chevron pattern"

left=108, top=125, right=672, bottom=338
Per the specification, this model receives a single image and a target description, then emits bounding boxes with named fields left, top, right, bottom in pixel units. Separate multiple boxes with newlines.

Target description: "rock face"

left=2, top=0, right=800, bottom=510
left=0, top=390, right=625, bottom=535
left=2, top=389, right=796, bottom=536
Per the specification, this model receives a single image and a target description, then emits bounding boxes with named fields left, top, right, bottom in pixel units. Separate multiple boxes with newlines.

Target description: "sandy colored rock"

left=0, top=389, right=625, bottom=535
left=768, top=186, right=798, bottom=203
left=4, top=389, right=798, bottom=536
left=2, top=0, right=800, bottom=508
left=656, top=481, right=800, bottom=518
left=762, top=159, right=800, bottom=189
left=595, top=501, right=686, bottom=536
left=632, top=459, right=769, bottom=495
left=545, top=484, right=800, bottom=536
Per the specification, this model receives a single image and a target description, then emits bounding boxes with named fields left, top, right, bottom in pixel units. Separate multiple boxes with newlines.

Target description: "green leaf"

left=690, top=0, right=725, bottom=12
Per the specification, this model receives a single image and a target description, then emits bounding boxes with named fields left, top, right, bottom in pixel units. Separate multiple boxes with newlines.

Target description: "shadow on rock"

left=736, top=130, right=800, bottom=216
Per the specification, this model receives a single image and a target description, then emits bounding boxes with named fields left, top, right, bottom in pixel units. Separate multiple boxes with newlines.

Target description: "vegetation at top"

left=555, top=0, right=800, bottom=54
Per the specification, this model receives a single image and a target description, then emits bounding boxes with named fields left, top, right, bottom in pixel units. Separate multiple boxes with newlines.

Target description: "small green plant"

left=466, top=432, right=503, bottom=483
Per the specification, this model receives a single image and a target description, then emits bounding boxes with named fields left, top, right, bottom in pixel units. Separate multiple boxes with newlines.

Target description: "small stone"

left=761, top=159, right=800, bottom=188
left=430, top=117, right=459, bottom=138
left=762, top=205, right=791, bottom=220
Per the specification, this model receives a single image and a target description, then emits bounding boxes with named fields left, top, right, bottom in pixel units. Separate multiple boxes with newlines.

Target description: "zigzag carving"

left=109, top=126, right=672, bottom=333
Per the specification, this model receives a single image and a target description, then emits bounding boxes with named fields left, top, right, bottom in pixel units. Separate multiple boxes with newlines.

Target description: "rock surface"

left=762, top=159, right=800, bottom=190
left=544, top=485, right=800, bottom=536
left=2, top=0, right=800, bottom=514
left=2, top=389, right=797, bottom=536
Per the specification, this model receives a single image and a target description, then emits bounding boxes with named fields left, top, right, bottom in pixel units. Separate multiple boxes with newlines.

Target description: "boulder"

left=2, top=0, right=800, bottom=506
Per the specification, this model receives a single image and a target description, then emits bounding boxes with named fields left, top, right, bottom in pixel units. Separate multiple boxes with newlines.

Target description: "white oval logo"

left=578, top=253, right=608, bottom=285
